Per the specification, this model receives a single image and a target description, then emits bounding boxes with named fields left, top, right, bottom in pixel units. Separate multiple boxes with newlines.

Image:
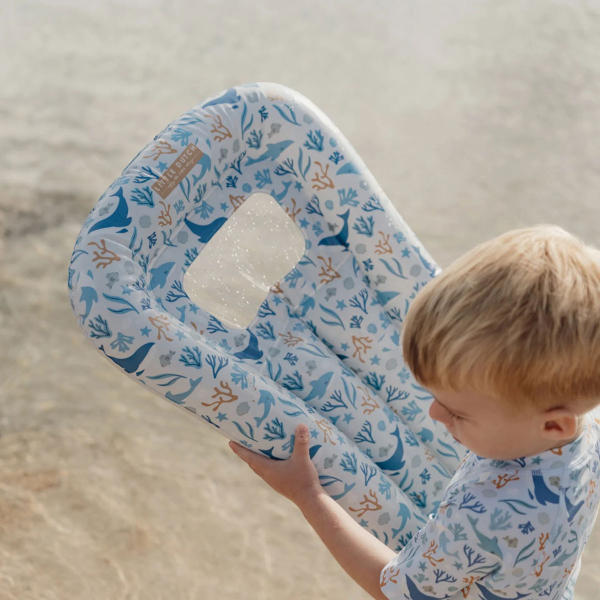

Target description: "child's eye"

left=432, top=396, right=466, bottom=422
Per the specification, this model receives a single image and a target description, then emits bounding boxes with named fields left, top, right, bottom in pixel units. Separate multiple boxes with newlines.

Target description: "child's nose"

left=429, top=400, right=446, bottom=424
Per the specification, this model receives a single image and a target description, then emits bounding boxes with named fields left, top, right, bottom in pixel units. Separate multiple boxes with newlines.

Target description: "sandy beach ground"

left=1, top=1, right=600, bottom=598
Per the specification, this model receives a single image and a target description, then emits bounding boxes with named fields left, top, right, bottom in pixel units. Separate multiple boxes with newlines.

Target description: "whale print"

left=184, top=215, right=228, bottom=244
left=244, top=140, right=294, bottom=166
left=149, top=262, right=175, bottom=291
left=318, top=209, right=350, bottom=250
left=88, top=187, right=132, bottom=233
left=78, top=286, right=98, bottom=322
left=201, top=87, right=242, bottom=108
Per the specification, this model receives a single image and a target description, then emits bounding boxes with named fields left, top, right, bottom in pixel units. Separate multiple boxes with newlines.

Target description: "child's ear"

left=539, top=406, right=579, bottom=441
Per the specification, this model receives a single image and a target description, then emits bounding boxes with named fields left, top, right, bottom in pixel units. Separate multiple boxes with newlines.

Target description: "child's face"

left=425, top=386, right=583, bottom=460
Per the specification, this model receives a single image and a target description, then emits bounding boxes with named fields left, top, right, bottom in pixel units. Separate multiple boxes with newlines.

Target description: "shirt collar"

left=473, top=412, right=596, bottom=470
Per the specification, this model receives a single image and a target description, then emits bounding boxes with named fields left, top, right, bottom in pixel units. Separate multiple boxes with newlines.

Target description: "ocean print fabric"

left=380, top=409, right=600, bottom=600
left=67, top=81, right=470, bottom=549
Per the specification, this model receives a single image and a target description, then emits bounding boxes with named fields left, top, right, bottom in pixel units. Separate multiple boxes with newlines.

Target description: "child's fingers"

left=229, top=441, right=263, bottom=471
left=229, top=441, right=247, bottom=455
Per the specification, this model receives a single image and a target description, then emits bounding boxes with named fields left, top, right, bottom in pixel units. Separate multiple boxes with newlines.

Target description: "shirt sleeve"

left=379, top=495, right=503, bottom=600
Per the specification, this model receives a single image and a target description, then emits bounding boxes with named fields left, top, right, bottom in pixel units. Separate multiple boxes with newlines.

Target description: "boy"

left=230, top=224, right=600, bottom=600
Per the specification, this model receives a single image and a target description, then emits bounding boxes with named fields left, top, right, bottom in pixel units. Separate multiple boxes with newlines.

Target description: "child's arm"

left=296, top=487, right=396, bottom=600
left=230, top=423, right=394, bottom=598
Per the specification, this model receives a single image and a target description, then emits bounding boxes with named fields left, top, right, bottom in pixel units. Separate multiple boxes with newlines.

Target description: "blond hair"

left=402, top=224, right=600, bottom=414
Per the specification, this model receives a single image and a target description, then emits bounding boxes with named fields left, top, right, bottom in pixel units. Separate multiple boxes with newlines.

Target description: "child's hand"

left=229, top=423, right=322, bottom=505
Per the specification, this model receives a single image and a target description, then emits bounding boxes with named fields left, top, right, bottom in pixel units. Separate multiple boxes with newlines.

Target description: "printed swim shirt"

left=379, top=407, right=600, bottom=600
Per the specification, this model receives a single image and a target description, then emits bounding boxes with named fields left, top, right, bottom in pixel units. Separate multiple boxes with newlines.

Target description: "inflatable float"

left=68, top=82, right=468, bottom=550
